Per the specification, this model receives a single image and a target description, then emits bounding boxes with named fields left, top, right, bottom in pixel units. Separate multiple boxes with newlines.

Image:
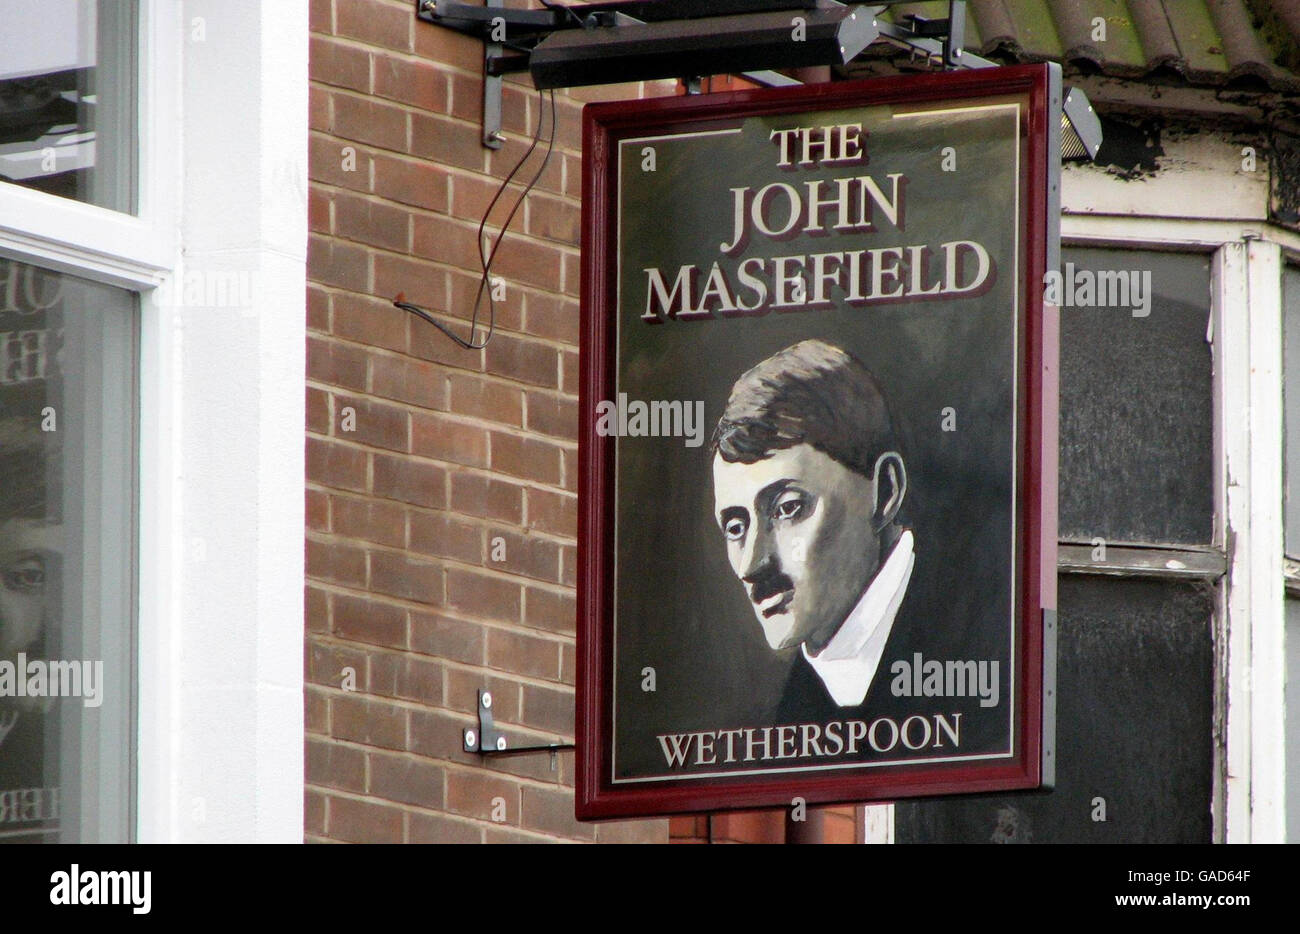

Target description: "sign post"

left=577, top=64, right=1060, bottom=819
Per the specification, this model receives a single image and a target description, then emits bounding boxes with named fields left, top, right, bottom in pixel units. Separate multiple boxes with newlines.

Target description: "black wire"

left=394, top=86, right=557, bottom=349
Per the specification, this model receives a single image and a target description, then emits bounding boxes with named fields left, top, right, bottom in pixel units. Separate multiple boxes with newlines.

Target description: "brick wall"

left=304, top=0, right=675, bottom=843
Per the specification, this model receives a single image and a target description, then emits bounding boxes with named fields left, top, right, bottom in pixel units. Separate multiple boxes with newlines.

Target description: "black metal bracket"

left=462, top=689, right=574, bottom=770
left=415, top=1, right=991, bottom=149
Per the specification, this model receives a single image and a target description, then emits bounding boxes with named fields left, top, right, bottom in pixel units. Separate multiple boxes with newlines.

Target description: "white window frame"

left=0, top=0, right=306, bottom=843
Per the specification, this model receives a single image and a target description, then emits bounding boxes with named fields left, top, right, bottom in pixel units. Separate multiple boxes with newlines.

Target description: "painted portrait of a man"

left=710, top=339, right=915, bottom=715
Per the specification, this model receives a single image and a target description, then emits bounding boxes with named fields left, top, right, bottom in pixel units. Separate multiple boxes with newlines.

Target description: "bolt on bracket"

left=463, top=688, right=574, bottom=770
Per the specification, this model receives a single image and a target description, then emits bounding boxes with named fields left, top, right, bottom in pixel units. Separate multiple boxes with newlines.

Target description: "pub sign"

left=576, top=65, right=1060, bottom=819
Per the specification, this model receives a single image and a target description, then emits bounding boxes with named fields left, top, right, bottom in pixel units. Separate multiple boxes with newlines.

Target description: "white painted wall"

left=135, top=0, right=306, bottom=843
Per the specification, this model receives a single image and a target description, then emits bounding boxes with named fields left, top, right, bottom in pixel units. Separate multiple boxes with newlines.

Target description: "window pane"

left=0, top=0, right=137, bottom=213
left=1284, top=265, right=1300, bottom=557
left=0, top=256, right=135, bottom=842
left=895, top=577, right=1214, bottom=843
left=1057, top=249, right=1213, bottom=546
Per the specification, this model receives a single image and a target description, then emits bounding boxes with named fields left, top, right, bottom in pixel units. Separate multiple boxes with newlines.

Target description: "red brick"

left=370, top=355, right=446, bottom=411
left=445, top=770, right=519, bottom=823
left=527, top=193, right=580, bottom=244
left=412, top=213, right=481, bottom=268
left=309, top=133, right=370, bottom=191
left=490, top=431, right=561, bottom=485
left=309, top=85, right=330, bottom=133
left=373, top=453, right=446, bottom=508
left=410, top=611, right=484, bottom=665
left=561, top=349, right=580, bottom=395
left=525, top=586, right=575, bottom=636
left=307, top=738, right=366, bottom=793
left=328, top=795, right=403, bottom=844
left=368, top=651, right=442, bottom=706
left=525, top=488, right=576, bottom=537
left=332, top=92, right=408, bottom=152
left=370, top=551, right=443, bottom=606
left=442, top=669, right=520, bottom=722
left=487, top=627, right=562, bottom=681
left=373, top=253, right=447, bottom=318
left=552, top=100, right=584, bottom=154
left=306, top=683, right=330, bottom=734
left=562, top=252, right=579, bottom=292
left=448, top=71, right=485, bottom=122
left=562, top=151, right=581, bottom=200
left=310, top=36, right=370, bottom=93
left=332, top=495, right=405, bottom=547
left=374, top=56, right=447, bottom=111
left=335, top=191, right=411, bottom=252
left=485, top=334, right=558, bottom=388
left=307, top=335, right=368, bottom=390
left=307, top=437, right=368, bottom=492
left=305, top=788, right=326, bottom=836
left=523, top=292, right=579, bottom=344
left=309, top=235, right=368, bottom=292
left=332, top=694, right=406, bottom=751
left=560, top=448, right=576, bottom=492
left=450, top=471, right=523, bottom=524
left=446, top=268, right=524, bottom=333
left=408, top=310, right=486, bottom=369
left=413, top=12, right=481, bottom=70
left=307, top=285, right=331, bottom=332
left=522, top=784, right=592, bottom=839
left=411, top=112, right=484, bottom=173
left=306, top=487, right=331, bottom=533
left=309, top=0, right=332, bottom=35
left=492, top=133, right=563, bottom=195
left=408, top=511, right=483, bottom=564
left=519, top=682, right=574, bottom=735
left=333, top=590, right=408, bottom=649
left=373, top=154, right=448, bottom=212
left=486, top=529, right=560, bottom=582
left=306, top=639, right=369, bottom=689
left=306, top=536, right=367, bottom=588
left=488, top=236, right=564, bottom=292
left=559, top=641, right=577, bottom=685
left=409, top=811, right=482, bottom=844
left=450, top=172, right=524, bottom=226
left=368, top=752, right=445, bottom=810
left=482, top=827, right=561, bottom=844
left=335, top=0, right=411, bottom=52
left=332, top=291, right=408, bottom=354
left=448, top=373, right=523, bottom=426
left=525, top=391, right=577, bottom=441
left=306, top=584, right=330, bottom=632
left=446, top=568, right=520, bottom=623
left=408, top=707, right=479, bottom=764
left=560, top=544, right=576, bottom=587
left=411, top=412, right=488, bottom=467
left=308, top=186, right=332, bottom=234
left=335, top=395, right=409, bottom=452
left=307, top=386, right=331, bottom=434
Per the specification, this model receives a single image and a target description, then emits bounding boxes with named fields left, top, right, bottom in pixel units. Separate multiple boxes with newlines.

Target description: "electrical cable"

left=393, top=86, right=557, bottom=349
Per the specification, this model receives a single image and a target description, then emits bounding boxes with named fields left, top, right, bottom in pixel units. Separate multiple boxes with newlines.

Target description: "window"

left=0, top=0, right=138, bottom=213
left=896, top=248, right=1220, bottom=842
left=0, top=256, right=136, bottom=842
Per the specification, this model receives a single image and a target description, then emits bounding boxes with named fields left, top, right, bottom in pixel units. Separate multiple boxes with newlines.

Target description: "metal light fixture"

left=1061, top=87, right=1103, bottom=161
left=528, top=4, right=879, bottom=90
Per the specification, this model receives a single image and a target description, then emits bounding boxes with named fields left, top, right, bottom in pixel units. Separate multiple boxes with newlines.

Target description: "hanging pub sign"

left=576, top=64, right=1060, bottom=819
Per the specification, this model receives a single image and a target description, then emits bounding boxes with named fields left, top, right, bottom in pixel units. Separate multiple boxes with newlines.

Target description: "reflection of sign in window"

left=1, top=328, right=54, bottom=385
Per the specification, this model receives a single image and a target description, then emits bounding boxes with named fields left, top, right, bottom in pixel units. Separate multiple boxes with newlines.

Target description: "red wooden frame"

left=576, top=65, right=1060, bottom=820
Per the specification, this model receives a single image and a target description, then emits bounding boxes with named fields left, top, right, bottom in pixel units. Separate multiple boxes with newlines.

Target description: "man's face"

left=0, top=519, right=58, bottom=661
left=712, top=443, right=882, bottom=653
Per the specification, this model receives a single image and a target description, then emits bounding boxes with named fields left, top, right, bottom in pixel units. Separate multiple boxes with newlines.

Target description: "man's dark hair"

left=711, top=339, right=898, bottom=478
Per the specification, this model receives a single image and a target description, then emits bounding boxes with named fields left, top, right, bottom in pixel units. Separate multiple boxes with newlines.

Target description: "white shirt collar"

left=801, top=529, right=915, bottom=707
